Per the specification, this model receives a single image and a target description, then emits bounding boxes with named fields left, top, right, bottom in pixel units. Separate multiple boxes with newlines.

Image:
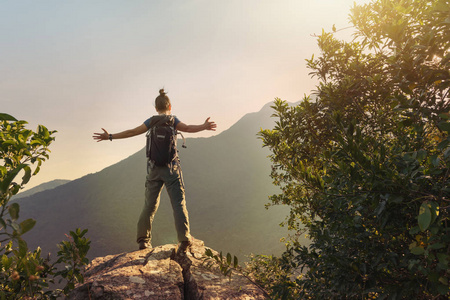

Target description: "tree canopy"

left=259, top=0, right=449, bottom=298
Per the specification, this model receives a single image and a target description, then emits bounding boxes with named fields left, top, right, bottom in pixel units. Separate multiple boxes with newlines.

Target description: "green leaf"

left=429, top=154, right=440, bottom=167
left=0, top=164, right=27, bottom=194
left=32, top=166, right=41, bottom=176
left=428, top=201, right=439, bottom=224
left=2, top=254, right=12, bottom=269
left=437, top=283, right=449, bottom=295
left=226, top=253, right=232, bottom=266
left=439, top=113, right=450, bottom=120
left=418, top=202, right=432, bottom=231
left=427, top=243, right=444, bottom=250
left=410, top=246, right=425, bottom=255
left=416, top=149, right=427, bottom=162
left=233, top=256, right=239, bottom=268
left=20, top=218, right=36, bottom=235
left=8, top=203, right=20, bottom=221
left=409, top=226, right=420, bottom=235
left=11, top=222, right=20, bottom=233
left=22, top=165, right=32, bottom=185
left=205, top=248, right=213, bottom=257
left=438, top=121, right=450, bottom=133
left=390, top=195, right=403, bottom=204
left=1, top=140, right=17, bottom=146
left=18, top=239, right=28, bottom=257
left=375, top=201, right=386, bottom=216
left=444, top=147, right=450, bottom=159
left=0, top=166, right=6, bottom=177
left=38, top=125, right=50, bottom=140
left=437, top=139, right=449, bottom=151
left=10, top=184, right=20, bottom=196
left=401, top=118, right=414, bottom=126
left=0, top=113, right=17, bottom=121
left=437, top=253, right=448, bottom=267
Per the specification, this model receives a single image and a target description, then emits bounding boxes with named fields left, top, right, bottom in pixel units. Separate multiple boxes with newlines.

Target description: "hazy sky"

left=1, top=0, right=370, bottom=190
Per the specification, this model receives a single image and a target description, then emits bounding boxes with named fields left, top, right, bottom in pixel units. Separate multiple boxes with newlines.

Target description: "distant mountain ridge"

left=14, top=179, right=71, bottom=200
left=18, top=102, right=297, bottom=260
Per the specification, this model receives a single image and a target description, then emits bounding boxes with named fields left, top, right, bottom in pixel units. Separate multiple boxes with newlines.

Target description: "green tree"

left=0, top=114, right=90, bottom=299
left=259, top=0, right=449, bottom=298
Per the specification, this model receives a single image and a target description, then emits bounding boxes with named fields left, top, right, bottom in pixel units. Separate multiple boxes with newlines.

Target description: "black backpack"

left=146, top=115, right=178, bottom=167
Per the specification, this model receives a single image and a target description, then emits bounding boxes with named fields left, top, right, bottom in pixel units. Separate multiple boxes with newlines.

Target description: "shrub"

left=0, top=114, right=90, bottom=299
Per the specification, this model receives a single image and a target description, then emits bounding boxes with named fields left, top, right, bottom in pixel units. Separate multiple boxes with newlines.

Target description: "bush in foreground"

left=0, top=113, right=90, bottom=299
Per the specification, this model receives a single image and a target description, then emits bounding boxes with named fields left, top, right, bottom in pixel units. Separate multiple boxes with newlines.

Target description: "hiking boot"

left=177, top=240, right=192, bottom=254
left=139, top=241, right=152, bottom=250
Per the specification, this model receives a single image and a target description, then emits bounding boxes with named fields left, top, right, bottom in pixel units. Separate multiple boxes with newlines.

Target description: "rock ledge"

left=69, top=239, right=266, bottom=299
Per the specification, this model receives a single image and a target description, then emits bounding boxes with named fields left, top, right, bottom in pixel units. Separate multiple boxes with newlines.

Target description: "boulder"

left=69, top=239, right=266, bottom=299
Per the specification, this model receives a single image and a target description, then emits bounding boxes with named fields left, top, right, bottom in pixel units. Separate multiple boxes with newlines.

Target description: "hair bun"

left=159, top=88, right=166, bottom=95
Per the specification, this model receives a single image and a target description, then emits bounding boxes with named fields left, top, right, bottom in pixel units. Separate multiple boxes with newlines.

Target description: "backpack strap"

left=178, top=131, right=187, bottom=148
left=147, top=115, right=175, bottom=128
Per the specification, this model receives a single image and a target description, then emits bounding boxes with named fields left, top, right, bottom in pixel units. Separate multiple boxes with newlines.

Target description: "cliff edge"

left=69, top=239, right=266, bottom=299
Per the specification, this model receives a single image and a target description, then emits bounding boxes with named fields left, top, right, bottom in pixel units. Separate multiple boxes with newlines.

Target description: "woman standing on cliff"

left=93, top=89, right=216, bottom=252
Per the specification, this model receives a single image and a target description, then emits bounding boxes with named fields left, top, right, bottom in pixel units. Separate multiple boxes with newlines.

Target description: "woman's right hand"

left=93, top=128, right=109, bottom=142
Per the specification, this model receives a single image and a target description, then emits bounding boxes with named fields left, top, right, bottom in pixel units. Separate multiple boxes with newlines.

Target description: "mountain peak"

left=69, top=239, right=265, bottom=299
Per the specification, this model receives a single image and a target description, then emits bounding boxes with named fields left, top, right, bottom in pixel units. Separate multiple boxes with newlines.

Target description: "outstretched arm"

left=176, top=117, right=217, bottom=133
left=93, top=123, right=148, bottom=142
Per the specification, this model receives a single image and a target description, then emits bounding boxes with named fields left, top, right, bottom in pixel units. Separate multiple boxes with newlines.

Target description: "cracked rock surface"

left=69, top=239, right=266, bottom=299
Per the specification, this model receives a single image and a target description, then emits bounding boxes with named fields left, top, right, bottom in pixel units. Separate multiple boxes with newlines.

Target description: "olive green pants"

left=136, top=162, right=191, bottom=244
